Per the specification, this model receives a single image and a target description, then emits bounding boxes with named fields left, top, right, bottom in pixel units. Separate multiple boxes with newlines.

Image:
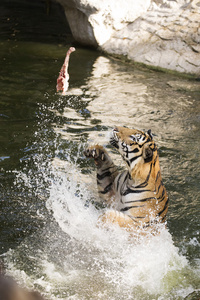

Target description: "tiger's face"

left=110, top=126, right=156, bottom=167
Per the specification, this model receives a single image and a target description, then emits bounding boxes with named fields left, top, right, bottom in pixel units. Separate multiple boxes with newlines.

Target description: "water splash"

left=44, top=161, right=189, bottom=298
left=4, top=158, right=198, bottom=299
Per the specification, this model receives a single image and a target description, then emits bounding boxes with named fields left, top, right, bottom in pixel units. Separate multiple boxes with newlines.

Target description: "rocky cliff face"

left=57, top=0, right=200, bottom=75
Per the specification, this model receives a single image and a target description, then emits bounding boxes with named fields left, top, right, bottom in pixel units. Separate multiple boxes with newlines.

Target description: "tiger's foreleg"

left=84, top=145, right=118, bottom=205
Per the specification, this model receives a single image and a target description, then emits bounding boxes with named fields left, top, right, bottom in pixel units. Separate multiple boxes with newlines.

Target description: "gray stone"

left=56, top=0, right=200, bottom=75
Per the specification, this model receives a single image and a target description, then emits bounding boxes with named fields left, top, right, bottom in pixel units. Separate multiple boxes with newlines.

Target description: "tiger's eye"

left=130, top=135, right=136, bottom=141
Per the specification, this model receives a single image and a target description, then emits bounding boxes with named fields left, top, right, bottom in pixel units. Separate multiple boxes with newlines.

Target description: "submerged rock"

left=57, top=0, right=200, bottom=75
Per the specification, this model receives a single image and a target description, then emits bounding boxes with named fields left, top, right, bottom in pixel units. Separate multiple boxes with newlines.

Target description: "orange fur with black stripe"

left=85, top=126, right=168, bottom=232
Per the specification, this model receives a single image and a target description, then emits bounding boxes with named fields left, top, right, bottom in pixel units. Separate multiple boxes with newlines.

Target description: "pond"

left=0, top=1, right=200, bottom=299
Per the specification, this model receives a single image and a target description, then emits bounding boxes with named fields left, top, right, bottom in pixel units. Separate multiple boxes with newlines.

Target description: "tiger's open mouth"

left=110, top=128, right=119, bottom=149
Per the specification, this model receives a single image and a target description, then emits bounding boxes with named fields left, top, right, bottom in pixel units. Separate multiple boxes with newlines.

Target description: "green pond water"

left=0, top=1, right=200, bottom=299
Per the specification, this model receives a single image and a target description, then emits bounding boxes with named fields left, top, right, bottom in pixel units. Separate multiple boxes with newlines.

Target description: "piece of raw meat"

left=56, top=47, right=75, bottom=94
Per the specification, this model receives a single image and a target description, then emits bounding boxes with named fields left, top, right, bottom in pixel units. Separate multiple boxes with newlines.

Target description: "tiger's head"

left=110, top=126, right=157, bottom=168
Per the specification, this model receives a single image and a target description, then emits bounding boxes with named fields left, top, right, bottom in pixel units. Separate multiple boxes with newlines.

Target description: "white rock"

left=57, top=0, right=200, bottom=75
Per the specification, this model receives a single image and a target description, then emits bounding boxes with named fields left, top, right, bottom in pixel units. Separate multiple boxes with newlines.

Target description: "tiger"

left=84, top=126, right=168, bottom=233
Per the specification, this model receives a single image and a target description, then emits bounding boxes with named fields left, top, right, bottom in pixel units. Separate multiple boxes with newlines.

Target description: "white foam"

left=45, top=164, right=188, bottom=296
left=5, top=161, right=197, bottom=299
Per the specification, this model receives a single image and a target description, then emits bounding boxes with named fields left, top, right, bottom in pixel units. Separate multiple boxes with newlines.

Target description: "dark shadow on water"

left=0, top=0, right=72, bottom=44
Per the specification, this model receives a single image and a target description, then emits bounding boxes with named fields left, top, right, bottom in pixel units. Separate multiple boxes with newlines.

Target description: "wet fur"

left=85, top=126, right=168, bottom=233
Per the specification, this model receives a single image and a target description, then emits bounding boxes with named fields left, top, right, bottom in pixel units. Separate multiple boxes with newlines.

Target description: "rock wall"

left=57, top=0, right=200, bottom=75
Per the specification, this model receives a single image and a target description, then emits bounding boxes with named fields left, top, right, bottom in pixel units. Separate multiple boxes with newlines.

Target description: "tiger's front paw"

left=84, top=145, right=107, bottom=162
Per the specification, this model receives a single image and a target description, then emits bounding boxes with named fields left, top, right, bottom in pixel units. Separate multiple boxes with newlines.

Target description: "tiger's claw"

left=84, top=145, right=107, bottom=162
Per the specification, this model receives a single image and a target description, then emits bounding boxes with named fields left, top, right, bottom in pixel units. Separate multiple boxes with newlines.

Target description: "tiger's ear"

left=147, top=129, right=153, bottom=140
left=142, top=142, right=153, bottom=162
